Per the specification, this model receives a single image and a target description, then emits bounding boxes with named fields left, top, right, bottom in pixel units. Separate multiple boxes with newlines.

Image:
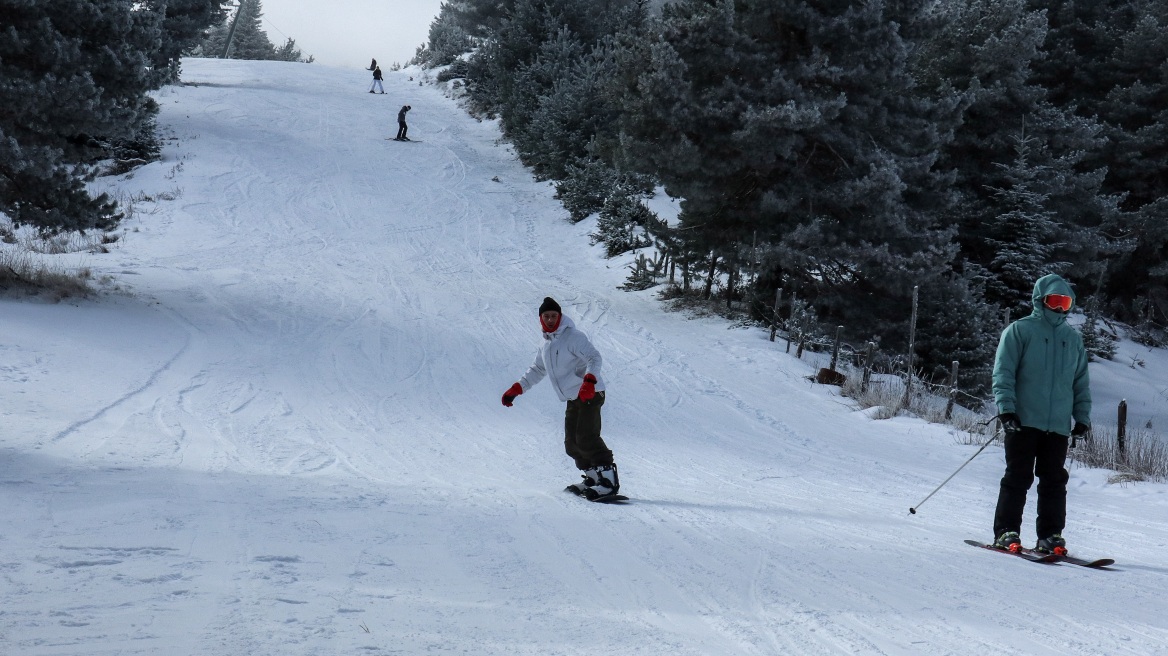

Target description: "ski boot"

left=583, top=463, right=619, bottom=500
left=566, top=468, right=599, bottom=496
left=1035, top=534, right=1068, bottom=556
left=993, top=531, right=1022, bottom=553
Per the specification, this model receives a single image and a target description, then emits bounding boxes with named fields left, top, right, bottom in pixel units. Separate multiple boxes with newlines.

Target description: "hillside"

left=2, top=58, right=1167, bottom=656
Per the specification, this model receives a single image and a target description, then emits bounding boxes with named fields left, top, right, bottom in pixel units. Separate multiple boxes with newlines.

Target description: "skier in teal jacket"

left=991, top=273, right=1091, bottom=555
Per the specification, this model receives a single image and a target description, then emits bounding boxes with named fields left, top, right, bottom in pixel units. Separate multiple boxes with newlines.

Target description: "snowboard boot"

left=567, top=468, right=600, bottom=496
left=993, top=530, right=1022, bottom=553
left=1035, top=534, right=1067, bottom=556
left=583, top=463, right=619, bottom=500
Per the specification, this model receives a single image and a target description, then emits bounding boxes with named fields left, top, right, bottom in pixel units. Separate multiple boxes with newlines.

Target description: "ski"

left=1029, top=549, right=1115, bottom=569
left=386, top=138, right=421, bottom=142
left=965, top=539, right=1061, bottom=563
left=1057, top=554, right=1115, bottom=568
left=564, top=486, right=628, bottom=503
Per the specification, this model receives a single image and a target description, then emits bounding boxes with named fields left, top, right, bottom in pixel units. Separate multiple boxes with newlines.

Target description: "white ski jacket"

left=518, top=315, right=605, bottom=402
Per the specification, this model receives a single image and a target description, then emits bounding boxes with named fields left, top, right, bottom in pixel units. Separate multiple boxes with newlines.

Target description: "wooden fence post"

left=1118, top=399, right=1128, bottom=462
left=769, top=288, right=784, bottom=342
left=944, top=360, right=959, bottom=420
left=829, top=325, right=843, bottom=371
left=902, top=285, right=919, bottom=408
left=786, top=291, right=797, bottom=354
left=862, top=342, right=875, bottom=393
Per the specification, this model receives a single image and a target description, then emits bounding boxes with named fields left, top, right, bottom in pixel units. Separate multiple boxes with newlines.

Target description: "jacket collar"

left=542, top=315, right=574, bottom=341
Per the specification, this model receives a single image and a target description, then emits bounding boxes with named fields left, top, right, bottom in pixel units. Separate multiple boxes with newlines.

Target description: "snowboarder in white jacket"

left=502, top=297, right=619, bottom=499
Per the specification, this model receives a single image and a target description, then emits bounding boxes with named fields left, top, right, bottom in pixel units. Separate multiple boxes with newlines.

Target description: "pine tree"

left=272, top=38, right=312, bottom=63
left=915, top=272, right=1001, bottom=395
left=591, top=188, right=656, bottom=257
left=1079, top=296, right=1117, bottom=361
left=1029, top=0, right=1168, bottom=323
left=554, top=156, right=653, bottom=223
left=0, top=0, right=166, bottom=234
left=460, top=0, right=644, bottom=187
left=617, top=0, right=962, bottom=347
left=145, top=0, right=231, bottom=83
left=980, top=127, right=1069, bottom=313
left=914, top=0, right=1120, bottom=304
left=201, top=0, right=275, bottom=60
left=414, top=5, right=476, bottom=67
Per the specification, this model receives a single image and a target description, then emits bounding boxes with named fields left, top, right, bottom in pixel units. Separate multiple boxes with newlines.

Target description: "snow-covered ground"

left=3, top=59, right=1168, bottom=656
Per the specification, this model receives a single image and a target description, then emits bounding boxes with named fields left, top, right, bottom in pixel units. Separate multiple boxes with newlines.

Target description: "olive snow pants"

left=993, top=427, right=1070, bottom=540
left=564, top=391, right=613, bottom=470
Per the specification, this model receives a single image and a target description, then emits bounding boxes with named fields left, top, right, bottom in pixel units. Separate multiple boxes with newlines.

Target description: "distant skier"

left=367, top=58, right=377, bottom=71
left=990, top=273, right=1091, bottom=555
left=369, top=66, right=384, bottom=94
left=501, top=297, right=620, bottom=500
left=394, top=104, right=411, bottom=140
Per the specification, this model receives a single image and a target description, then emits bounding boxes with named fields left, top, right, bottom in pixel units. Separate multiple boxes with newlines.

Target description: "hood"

left=1030, top=273, right=1075, bottom=326
left=542, top=314, right=575, bottom=340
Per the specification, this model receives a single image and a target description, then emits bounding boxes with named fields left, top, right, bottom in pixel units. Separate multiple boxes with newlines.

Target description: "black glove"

left=998, top=412, right=1022, bottom=434
left=1072, top=421, right=1090, bottom=437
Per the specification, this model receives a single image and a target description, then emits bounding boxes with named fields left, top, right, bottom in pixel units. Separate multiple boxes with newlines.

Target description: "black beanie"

left=538, top=297, right=561, bottom=314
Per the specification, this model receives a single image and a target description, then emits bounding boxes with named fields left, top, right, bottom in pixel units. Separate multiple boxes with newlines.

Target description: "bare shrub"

left=1070, top=425, right=1168, bottom=482
left=0, top=217, right=105, bottom=298
left=0, top=248, right=94, bottom=299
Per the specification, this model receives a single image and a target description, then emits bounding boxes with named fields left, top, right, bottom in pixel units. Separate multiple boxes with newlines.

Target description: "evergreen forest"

left=414, top=0, right=1168, bottom=391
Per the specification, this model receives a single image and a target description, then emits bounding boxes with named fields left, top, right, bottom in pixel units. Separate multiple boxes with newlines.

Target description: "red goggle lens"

left=1043, top=294, right=1073, bottom=312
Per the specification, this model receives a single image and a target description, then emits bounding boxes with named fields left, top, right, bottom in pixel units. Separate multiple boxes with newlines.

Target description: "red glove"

left=577, top=374, right=597, bottom=402
left=502, top=382, right=523, bottom=407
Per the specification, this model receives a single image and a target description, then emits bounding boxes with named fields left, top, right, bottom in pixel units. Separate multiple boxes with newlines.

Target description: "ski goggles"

left=1043, top=293, right=1073, bottom=313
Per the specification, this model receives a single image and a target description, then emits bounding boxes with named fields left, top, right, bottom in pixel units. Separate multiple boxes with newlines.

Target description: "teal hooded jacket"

left=992, top=274, right=1092, bottom=436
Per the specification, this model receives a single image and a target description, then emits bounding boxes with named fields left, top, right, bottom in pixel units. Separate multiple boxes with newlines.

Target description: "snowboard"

left=564, top=485, right=628, bottom=503
left=386, top=138, right=421, bottom=142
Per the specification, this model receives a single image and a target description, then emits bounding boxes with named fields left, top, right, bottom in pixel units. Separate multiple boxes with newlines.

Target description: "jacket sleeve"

left=518, top=349, right=546, bottom=391
left=1071, top=338, right=1092, bottom=426
left=992, top=325, right=1022, bottom=415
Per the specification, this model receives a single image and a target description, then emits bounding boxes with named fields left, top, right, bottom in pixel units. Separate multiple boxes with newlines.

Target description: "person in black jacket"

left=369, top=66, right=384, bottom=94
left=395, top=105, right=412, bottom=140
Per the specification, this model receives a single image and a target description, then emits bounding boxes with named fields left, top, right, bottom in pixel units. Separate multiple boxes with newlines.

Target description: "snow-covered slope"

left=2, top=59, right=1167, bottom=656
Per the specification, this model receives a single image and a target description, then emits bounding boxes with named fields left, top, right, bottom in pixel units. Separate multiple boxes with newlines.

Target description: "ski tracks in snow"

left=5, top=60, right=1168, bottom=655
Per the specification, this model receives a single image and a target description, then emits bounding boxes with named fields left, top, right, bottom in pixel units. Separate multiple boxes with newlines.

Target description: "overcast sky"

left=260, top=0, right=444, bottom=69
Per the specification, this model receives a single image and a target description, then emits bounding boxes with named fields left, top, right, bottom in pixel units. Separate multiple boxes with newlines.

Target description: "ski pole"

left=909, top=426, right=1002, bottom=515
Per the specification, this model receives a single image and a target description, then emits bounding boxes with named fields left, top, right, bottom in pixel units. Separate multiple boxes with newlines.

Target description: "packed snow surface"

left=3, top=59, right=1168, bottom=656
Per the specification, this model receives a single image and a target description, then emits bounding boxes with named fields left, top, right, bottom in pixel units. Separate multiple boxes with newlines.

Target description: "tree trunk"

left=726, top=260, right=735, bottom=310
left=703, top=252, right=718, bottom=300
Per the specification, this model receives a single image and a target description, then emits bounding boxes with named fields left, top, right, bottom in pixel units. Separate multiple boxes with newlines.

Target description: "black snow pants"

left=993, top=427, right=1070, bottom=540
left=396, top=121, right=408, bottom=140
left=564, top=391, right=613, bottom=470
